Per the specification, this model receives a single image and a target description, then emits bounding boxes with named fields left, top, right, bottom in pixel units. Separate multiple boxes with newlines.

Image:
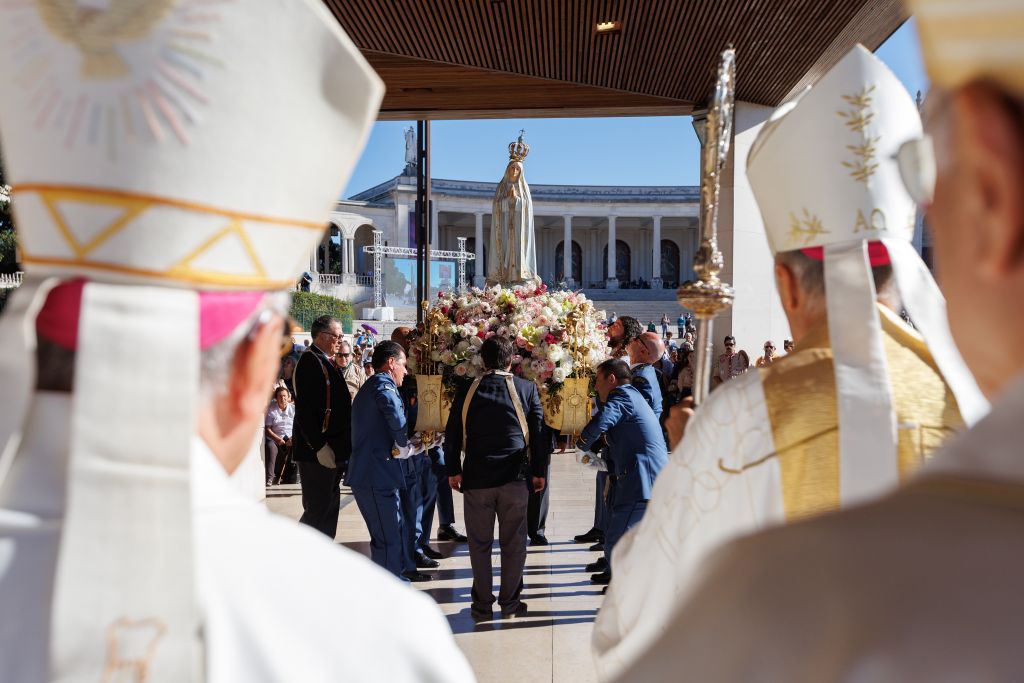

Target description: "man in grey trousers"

left=445, top=336, right=547, bottom=622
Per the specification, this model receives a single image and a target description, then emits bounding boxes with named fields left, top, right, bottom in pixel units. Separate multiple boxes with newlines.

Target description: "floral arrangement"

left=413, top=282, right=607, bottom=393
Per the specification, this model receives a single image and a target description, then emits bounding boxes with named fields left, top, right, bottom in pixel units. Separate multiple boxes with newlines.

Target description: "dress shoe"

left=414, top=552, right=439, bottom=569
left=437, top=524, right=468, bottom=542
left=586, top=557, right=608, bottom=573
left=402, top=570, right=433, bottom=582
left=419, top=545, right=444, bottom=560
left=529, top=534, right=549, bottom=546
left=573, top=527, right=604, bottom=544
left=470, top=607, right=492, bottom=623
left=589, top=541, right=605, bottom=552
left=501, top=602, right=529, bottom=618
left=590, top=570, right=612, bottom=585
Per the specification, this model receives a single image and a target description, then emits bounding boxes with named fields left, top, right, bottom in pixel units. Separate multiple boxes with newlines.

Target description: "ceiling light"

left=595, top=20, right=622, bottom=34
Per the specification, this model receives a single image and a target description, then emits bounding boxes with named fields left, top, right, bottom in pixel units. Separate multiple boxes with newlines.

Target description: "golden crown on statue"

left=508, top=129, right=530, bottom=162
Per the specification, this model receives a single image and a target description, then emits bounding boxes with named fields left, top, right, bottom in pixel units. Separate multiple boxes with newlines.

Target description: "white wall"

left=716, top=101, right=792, bottom=356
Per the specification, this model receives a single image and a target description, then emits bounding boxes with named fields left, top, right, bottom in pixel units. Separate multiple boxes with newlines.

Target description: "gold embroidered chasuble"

left=591, top=303, right=963, bottom=682
left=763, top=304, right=963, bottom=520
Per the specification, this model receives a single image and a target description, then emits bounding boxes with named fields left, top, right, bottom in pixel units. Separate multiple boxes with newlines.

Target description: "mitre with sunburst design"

left=0, top=0, right=383, bottom=290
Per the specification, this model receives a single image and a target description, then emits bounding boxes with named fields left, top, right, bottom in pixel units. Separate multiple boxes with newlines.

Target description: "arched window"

left=602, top=240, right=632, bottom=283
left=660, top=239, right=680, bottom=287
left=555, top=240, right=582, bottom=284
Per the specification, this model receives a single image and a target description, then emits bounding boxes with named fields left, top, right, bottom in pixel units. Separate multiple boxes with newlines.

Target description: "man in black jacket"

left=445, top=336, right=546, bottom=621
left=292, top=315, right=351, bottom=538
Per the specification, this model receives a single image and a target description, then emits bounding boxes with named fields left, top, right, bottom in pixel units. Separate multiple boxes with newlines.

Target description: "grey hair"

left=199, top=291, right=290, bottom=400
left=775, top=249, right=896, bottom=311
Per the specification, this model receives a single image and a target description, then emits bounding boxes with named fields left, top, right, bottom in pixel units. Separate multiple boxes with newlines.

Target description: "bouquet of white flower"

left=411, top=283, right=607, bottom=433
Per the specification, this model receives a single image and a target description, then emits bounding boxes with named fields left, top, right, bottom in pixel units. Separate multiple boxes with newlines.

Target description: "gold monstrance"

left=677, top=47, right=736, bottom=404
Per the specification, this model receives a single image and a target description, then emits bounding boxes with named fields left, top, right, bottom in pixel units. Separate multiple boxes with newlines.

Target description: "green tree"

left=289, top=291, right=353, bottom=334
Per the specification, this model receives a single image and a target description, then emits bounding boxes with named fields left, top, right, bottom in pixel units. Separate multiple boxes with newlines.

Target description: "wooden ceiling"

left=322, top=0, right=907, bottom=120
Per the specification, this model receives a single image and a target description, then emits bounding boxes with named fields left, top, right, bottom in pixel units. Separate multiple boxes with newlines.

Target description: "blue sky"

left=343, top=19, right=927, bottom=197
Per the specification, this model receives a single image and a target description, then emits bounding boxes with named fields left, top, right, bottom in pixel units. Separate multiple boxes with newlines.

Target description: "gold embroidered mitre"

left=746, top=45, right=920, bottom=255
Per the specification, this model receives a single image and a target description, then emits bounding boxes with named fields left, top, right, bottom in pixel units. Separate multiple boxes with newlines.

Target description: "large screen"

left=381, top=258, right=457, bottom=307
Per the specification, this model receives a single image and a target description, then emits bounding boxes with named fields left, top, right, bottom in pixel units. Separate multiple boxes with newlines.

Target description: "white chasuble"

left=592, top=308, right=964, bottom=682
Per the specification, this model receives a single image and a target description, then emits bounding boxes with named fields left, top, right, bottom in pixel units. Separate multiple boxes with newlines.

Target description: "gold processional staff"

left=677, top=47, right=737, bottom=405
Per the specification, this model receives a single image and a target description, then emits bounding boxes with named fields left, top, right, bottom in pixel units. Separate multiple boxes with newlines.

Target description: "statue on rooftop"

left=487, top=130, right=538, bottom=286
left=403, top=126, right=416, bottom=175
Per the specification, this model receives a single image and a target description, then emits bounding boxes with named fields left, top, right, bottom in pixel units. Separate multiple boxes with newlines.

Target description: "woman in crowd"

left=737, top=350, right=751, bottom=374
left=676, top=349, right=694, bottom=399
left=265, top=385, right=295, bottom=487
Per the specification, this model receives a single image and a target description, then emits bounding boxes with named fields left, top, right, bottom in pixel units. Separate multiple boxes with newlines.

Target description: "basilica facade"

left=317, top=173, right=700, bottom=292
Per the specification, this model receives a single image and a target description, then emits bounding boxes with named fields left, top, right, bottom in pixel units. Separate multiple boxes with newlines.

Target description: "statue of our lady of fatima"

left=487, top=131, right=539, bottom=286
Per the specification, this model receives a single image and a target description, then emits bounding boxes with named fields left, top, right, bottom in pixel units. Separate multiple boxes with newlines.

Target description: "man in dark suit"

left=292, top=315, right=351, bottom=538
left=445, top=336, right=547, bottom=621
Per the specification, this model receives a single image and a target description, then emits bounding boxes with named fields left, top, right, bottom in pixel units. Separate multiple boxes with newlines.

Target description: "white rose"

left=546, top=345, right=564, bottom=362
left=471, top=353, right=484, bottom=367
left=552, top=366, right=568, bottom=383
left=455, top=340, right=470, bottom=353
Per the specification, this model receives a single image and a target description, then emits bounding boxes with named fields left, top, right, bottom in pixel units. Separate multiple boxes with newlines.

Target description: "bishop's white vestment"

left=614, top=375, right=1024, bottom=683
left=592, top=305, right=964, bottom=680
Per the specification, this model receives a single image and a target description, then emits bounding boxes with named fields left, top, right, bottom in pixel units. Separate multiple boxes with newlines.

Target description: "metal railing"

left=0, top=272, right=23, bottom=289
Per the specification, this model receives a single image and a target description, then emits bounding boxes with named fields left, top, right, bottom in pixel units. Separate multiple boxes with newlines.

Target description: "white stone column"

left=322, top=231, right=331, bottom=275
left=652, top=215, right=663, bottom=288
left=431, top=205, right=440, bottom=250
left=711, top=101, right=791, bottom=354
left=474, top=211, right=485, bottom=287
left=606, top=214, right=618, bottom=289
left=562, top=214, right=574, bottom=287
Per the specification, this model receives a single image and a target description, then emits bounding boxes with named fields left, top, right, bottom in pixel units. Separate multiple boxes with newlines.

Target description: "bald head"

left=640, top=332, right=665, bottom=360
left=629, top=331, right=665, bottom=365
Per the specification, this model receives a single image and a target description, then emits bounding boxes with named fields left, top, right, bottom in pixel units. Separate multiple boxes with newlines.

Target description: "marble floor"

left=267, top=451, right=601, bottom=683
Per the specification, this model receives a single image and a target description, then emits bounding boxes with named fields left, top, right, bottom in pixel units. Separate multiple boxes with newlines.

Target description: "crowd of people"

left=6, top=1, right=1024, bottom=681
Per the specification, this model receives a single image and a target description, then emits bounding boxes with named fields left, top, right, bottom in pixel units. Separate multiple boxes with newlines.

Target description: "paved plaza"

left=267, top=451, right=601, bottom=683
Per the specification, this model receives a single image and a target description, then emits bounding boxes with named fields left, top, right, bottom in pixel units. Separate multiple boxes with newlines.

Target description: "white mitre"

left=746, top=44, right=987, bottom=504
left=908, top=0, right=1024, bottom=94
left=0, top=2, right=382, bottom=682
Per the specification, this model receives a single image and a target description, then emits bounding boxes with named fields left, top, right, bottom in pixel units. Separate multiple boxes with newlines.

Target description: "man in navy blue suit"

left=576, top=358, right=667, bottom=587
left=445, top=336, right=547, bottom=621
left=573, top=315, right=644, bottom=550
left=347, top=340, right=421, bottom=580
